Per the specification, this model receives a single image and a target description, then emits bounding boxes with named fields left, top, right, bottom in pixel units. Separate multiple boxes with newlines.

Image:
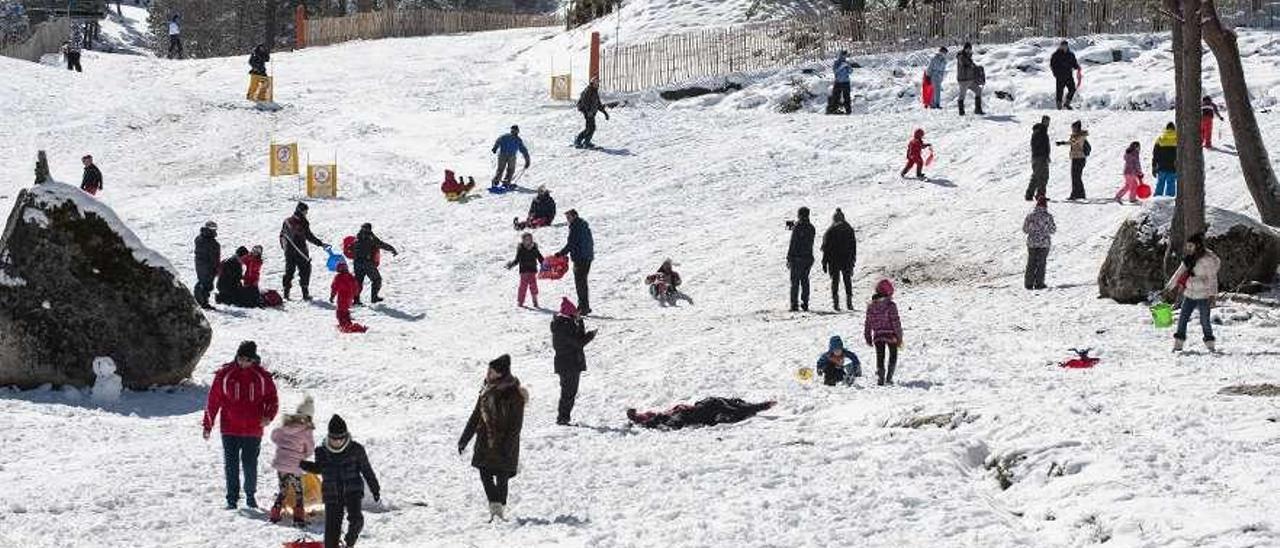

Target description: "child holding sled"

left=1114, top=141, right=1144, bottom=203
left=441, top=169, right=476, bottom=201
left=900, top=129, right=932, bottom=179
left=864, top=279, right=903, bottom=386
left=302, top=415, right=380, bottom=548
left=645, top=259, right=683, bottom=304
left=269, top=395, right=316, bottom=526
left=815, top=335, right=861, bottom=386
left=506, top=232, right=543, bottom=308
left=330, top=262, right=366, bottom=333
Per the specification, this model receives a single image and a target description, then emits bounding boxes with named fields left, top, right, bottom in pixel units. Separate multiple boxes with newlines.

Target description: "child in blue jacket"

left=816, top=336, right=861, bottom=386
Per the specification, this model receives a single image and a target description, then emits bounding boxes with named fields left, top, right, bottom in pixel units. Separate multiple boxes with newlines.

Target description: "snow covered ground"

left=2, top=16, right=1280, bottom=548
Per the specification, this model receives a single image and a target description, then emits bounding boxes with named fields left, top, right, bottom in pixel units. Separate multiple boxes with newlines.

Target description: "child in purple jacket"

left=269, top=395, right=316, bottom=525
left=1114, top=141, right=1144, bottom=203
left=864, top=279, right=903, bottom=386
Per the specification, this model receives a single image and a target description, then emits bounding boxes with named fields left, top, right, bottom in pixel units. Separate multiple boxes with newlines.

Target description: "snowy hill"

left=2, top=23, right=1280, bottom=548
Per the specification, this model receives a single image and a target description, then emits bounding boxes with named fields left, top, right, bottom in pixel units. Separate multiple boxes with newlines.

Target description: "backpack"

left=342, top=235, right=356, bottom=259
left=261, top=290, right=283, bottom=308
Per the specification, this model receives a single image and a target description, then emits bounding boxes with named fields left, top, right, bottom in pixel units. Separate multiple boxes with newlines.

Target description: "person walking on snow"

left=80, top=154, right=102, bottom=195
left=506, top=232, right=543, bottom=308
left=830, top=50, right=854, bottom=115
left=301, top=415, right=381, bottom=548
left=926, top=47, right=947, bottom=109
left=864, top=279, right=903, bottom=386
left=167, top=14, right=182, bottom=59
left=243, top=245, right=264, bottom=289
left=268, top=395, right=315, bottom=526
left=1164, top=233, right=1221, bottom=352
left=193, top=221, right=220, bottom=310
left=955, top=42, right=984, bottom=116
left=1022, top=195, right=1056, bottom=290
left=1115, top=141, right=1145, bottom=203
left=492, top=125, right=530, bottom=187
left=1025, top=116, right=1051, bottom=200
left=1056, top=120, right=1091, bottom=200
left=352, top=222, right=398, bottom=305
left=330, top=262, right=365, bottom=333
left=61, top=40, right=82, bottom=72
left=1200, top=95, right=1225, bottom=149
left=279, top=202, right=328, bottom=300
left=458, top=355, right=527, bottom=522
left=248, top=43, right=269, bottom=76
left=787, top=207, right=815, bottom=312
left=1152, top=123, right=1178, bottom=197
left=816, top=335, right=861, bottom=386
left=514, top=185, right=556, bottom=230
left=551, top=298, right=596, bottom=425
left=1049, top=41, right=1082, bottom=110
left=820, top=208, right=857, bottom=311
left=202, top=341, right=279, bottom=510
left=900, top=128, right=932, bottom=179
left=574, top=78, right=608, bottom=149
left=554, top=209, right=594, bottom=316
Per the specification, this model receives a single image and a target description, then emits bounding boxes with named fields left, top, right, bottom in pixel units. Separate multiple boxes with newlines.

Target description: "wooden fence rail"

left=600, top=0, right=1277, bottom=93
left=0, top=18, right=70, bottom=63
left=307, top=8, right=558, bottom=48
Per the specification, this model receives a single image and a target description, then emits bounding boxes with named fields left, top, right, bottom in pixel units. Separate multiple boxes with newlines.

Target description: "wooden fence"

left=600, top=0, right=1278, bottom=93
left=0, top=17, right=69, bottom=62
left=306, top=8, right=558, bottom=47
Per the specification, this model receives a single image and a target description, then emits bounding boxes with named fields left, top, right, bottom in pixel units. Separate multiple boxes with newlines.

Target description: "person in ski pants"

left=555, top=209, right=594, bottom=315
left=926, top=47, right=947, bottom=109
left=279, top=202, right=327, bottom=300
left=575, top=79, right=608, bottom=148
left=202, top=341, right=279, bottom=509
left=507, top=232, right=543, bottom=307
left=551, top=298, right=595, bottom=425
left=1152, top=123, right=1178, bottom=197
left=820, top=208, right=857, bottom=311
left=492, top=125, right=531, bottom=186
left=1022, top=196, right=1056, bottom=290
left=831, top=50, right=854, bottom=115
left=1200, top=96, right=1224, bottom=149
left=301, top=415, right=380, bottom=548
left=900, top=128, right=930, bottom=178
left=1115, top=141, right=1144, bottom=202
left=193, top=221, right=220, bottom=309
left=787, top=207, right=815, bottom=311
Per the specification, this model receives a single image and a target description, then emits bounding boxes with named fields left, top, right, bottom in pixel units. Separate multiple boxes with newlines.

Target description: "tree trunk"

left=1164, top=0, right=1207, bottom=272
left=264, top=0, right=277, bottom=48
left=1202, top=0, right=1280, bottom=227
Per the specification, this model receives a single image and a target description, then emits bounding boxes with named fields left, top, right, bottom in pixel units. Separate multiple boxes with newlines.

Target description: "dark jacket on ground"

left=280, top=214, right=323, bottom=258
left=216, top=256, right=244, bottom=295
left=353, top=228, right=396, bottom=263
left=627, top=398, right=774, bottom=430
left=787, top=220, right=816, bottom=267
left=528, top=193, right=556, bottom=221
left=301, top=439, right=380, bottom=504
left=458, top=376, right=527, bottom=475
left=956, top=50, right=978, bottom=82
left=194, top=227, right=220, bottom=277
left=1049, top=49, right=1080, bottom=80
left=577, top=85, right=605, bottom=116
left=81, top=165, right=103, bottom=193
left=1031, top=123, right=1051, bottom=159
left=558, top=217, right=594, bottom=262
left=821, top=221, right=857, bottom=270
left=249, top=47, right=269, bottom=75
left=551, top=315, right=595, bottom=374
left=509, top=243, right=543, bottom=274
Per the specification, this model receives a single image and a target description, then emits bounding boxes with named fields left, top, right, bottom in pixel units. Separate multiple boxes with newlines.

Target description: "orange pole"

left=589, top=31, right=600, bottom=83
left=295, top=5, right=307, bottom=49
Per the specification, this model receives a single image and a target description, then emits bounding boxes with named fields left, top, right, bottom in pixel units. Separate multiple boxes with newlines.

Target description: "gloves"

left=505, top=261, right=515, bottom=270
left=457, top=442, right=466, bottom=455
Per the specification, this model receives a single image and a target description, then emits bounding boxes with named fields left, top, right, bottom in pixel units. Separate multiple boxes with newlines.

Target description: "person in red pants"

left=1200, top=95, right=1224, bottom=149
left=899, top=129, right=932, bottom=179
left=329, top=262, right=365, bottom=333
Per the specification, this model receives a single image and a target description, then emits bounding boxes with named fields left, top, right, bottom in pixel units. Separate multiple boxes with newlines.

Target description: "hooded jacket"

left=509, top=242, right=544, bottom=274
left=353, top=228, right=397, bottom=264
left=528, top=192, right=556, bottom=221
left=459, top=375, right=527, bottom=475
left=194, top=227, right=220, bottom=278
left=271, top=422, right=315, bottom=476
left=551, top=314, right=595, bottom=374
left=1023, top=206, right=1057, bottom=249
left=242, top=253, right=263, bottom=287
left=1123, top=148, right=1143, bottom=177
left=302, top=438, right=380, bottom=503
left=906, top=129, right=927, bottom=161
left=1152, top=129, right=1178, bottom=173
left=864, top=296, right=903, bottom=345
left=833, top=54, right=854, bottom=84
left=1167, top=250, right=1221, bottom=300
left=927, top=53, right=947, bottom=78
left=1031, top=123, right=1050, bottom=159
left=787, top=218, right=816, bottom=266
left=821, top=217, right=857, bottom=271
left=203, top=362, right=279, bottom=438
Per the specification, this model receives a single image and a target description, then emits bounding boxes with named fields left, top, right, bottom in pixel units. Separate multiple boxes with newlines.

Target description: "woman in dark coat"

left=458, top=354, right=527, bottom=522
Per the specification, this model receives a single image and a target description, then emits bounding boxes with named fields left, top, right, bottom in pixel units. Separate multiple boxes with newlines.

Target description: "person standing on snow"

left=301, top=415, right=381, bottom=548
left=1152, top=122, right=1178, bottom=197
left=202, top=341, right=279, bottom=510
left=506, top=232, right=543, bottom=308
left=491, top=125, right=531, bottom=187
left=1200, top=95, right=1225, bottom=149
left=820, top=208, right=857, bottom=311
left=514, top=185, right=556, bottom=230
left=330, top=262, right=365, bottom=333
left=830, top=50, right=854, bottom=115
left=955, top=42, right=984, bottom=116
left=248, top=43, right=269, bottom=76
left=279, top=202, right=328, bottom=301
left=61, top=40, right=82, bottom=72
left=926, top=46, right=948, bottom=109
left=1115, top=141, right=1145, bottom=203
left=458, top=354, right=527, bottom=523
left=554, top=209, right=594, bottom=316
left=863, top=279, right=903, bottom=386
left=1056, top=120, right=1091, bottom=200
left=268, top=395, right=315, bottom=526
left=1025, top=116, right=1051, bottom=201
left=80, top=154, right=102, bottom=195
left=899, top=128, right=932, bottom=179
left=352, top=222, right=398, bottom=305
left=193, top=220, right=220, bottom=310
left=551, top=298, right=595, bottom=425
left=167, top=14, right=182, bottom=59
left=1022, top=195, right=1056, bottom=290
left=574, top=78, right=608, bottom=149
left=1164, top=233, right=1221, bottom=353
left=787, top=207, right=815, bottom=312
left=1049, top=41, right=1081, bottom=110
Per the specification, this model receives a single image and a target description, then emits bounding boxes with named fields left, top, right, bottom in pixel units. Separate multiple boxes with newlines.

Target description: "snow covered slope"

left=568, top=0, right=839, bottom=46
left=1, top=25, right=1280, bottom=548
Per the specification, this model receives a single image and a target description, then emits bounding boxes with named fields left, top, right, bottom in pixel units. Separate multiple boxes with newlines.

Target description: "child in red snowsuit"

left=441, top=169, right=475, bottom=200
left=1200, top=96, right=1224, bottom=149
left=329, top=262, right=365, bottom=332
left=242, top=245, right=264, bottom=288
left=900, top=128, right=931, bottom=179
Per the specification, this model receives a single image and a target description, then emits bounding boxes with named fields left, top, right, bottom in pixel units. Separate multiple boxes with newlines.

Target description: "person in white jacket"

left=1164, top=233, right=1221, bottom=352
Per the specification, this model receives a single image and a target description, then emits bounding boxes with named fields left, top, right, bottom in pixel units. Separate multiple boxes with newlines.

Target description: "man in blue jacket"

left=831, top=50, right=854, bottom=115
left=555, top=209, right=594, bottom=316
left=492, top=125, right=531, bottom=187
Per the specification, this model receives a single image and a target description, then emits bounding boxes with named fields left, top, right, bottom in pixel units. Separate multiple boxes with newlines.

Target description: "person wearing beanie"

left=216, top=246, right=260, bottom=308
left=1164, top=233, right=1221, bottom=352
left=279, top=201, right=329, bottom=301
left=352, top=222, right=399, bottom=305
left=786, top=206, right=816, bottom=312
left=458, top=354, right=528, bottom=522
left=863, top=280, right=903, bottom=386
left=302, top=414, right=380, bottom=548
left=820, top=208, right=858, bottom=311
left=269, top=394, right=316, bottom=525
left=193, top=221, right=221, bottom=310
left=330, top=262, right=366, bottom=333
left=1152, top=122, right=1179, bottom=197
left=1026, top=115, right=1051, bottom=201
left=550, top=298, right=596, bottom=425
left=506, top=232, right=544, bottom=308
left=492, top=125, right=531, bottom=188
left=514, top=185, right=556, bottom=230
left=899, top=128, right=932, bottom=180
left=202, top=341, right=279, bottom=509
left=554, top=209, right=595, bottom=316
left=1022, top=196, right=1056, bottom=290
left=815, top=335, right=861, bottom=386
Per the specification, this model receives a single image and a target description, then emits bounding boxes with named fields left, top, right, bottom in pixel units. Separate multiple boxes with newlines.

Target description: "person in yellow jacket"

left=1152, top=123, right=1179, bottom=197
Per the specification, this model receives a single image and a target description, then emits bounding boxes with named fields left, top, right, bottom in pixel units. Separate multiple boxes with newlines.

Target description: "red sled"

left=339, top=322, right=368, bottom=333
left=341, top=235, right=380, bottom=266
left=538, top=255, right=569, bottom=280
left=283, top=539, right=323, bottom=548
left=1060, top=357, right=1099, bottom=369
left=921, top=72, right=934, bottom=108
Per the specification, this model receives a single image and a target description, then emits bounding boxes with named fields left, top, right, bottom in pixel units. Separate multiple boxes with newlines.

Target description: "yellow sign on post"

left=247, top=74, right=273, bottom=102
left=269, top=143, right=299, bottom=176
left=306, top=164, right=338, bottom=198
left=551, top=74, right=572, bottom=101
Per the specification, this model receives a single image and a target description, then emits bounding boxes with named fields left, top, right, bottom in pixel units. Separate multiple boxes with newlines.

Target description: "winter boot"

left=488, top=502, right=502, bottom=522
left=283, top=286, right=291, bottom=300
left=293, top=502, right=307, bottom=526
left=301, top=288, right=311, bottom=301
left=268, top=502, right=283, bottom=523
left=958, top=100, right=966, bottom=116
left=1173, top=338, right=1185, bottom=352
left=974, top=96, right=985, bottom=115
left=846, top=297, right=854, bottom=310
left=1206, top=340, right=1217, bottom=353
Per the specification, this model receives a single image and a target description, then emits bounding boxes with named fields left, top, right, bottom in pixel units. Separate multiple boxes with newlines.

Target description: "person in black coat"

left=248, top=44, right=269, bottom=76
left=506, top=233, right=543, bottom=308
left=301, top=415, right=380, bottom=548
left=574, top=78, right=609, bottom=149
left=215, top=246, right=259, bottom=307
left=352, top=223, right=398, bottom=305
left=458, top=355, right=527, bottom=522
left=279, top=202, right=328, bottom=301
left=550, top=298, right=595, bottom=425
left=786, top=207, right=816, bottom=312
left=821, top=208, right=858, bottom=311
left=514, top=186, right=556, bottom=230
left=1025, top=115, right=1051, bottom=201
left=193, top=221, right=220, bottom=310
left=1049, top=41, right=1081, bottom=110
left=80, top=155, right=102, bottom=195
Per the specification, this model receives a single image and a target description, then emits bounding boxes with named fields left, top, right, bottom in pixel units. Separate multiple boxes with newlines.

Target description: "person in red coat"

left=330, top=262, right=365, bottom=332
left=242, top=245, right=264, bottom=288
left=441, top=169, right=475, bottom=200
left=899, top=128, right=932, bottom=179
left=202, top=341, right=279, bottom=509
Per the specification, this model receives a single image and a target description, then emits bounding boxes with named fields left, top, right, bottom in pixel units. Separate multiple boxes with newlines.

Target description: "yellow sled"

left=795, top=367, right=814, bottom=382
left=281, top=473, right=324, bottom=516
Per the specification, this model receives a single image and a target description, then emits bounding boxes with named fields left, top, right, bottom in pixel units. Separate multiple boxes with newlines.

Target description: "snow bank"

left=27, top=181, right=179, bottom=278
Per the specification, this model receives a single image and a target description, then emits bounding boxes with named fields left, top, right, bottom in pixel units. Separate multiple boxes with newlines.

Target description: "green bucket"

left=1150, top=303, right=1174, bottom=328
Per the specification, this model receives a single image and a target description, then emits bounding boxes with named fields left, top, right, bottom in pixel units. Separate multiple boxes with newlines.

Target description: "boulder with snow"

left=0, top=182, right=211, bottom=389
left=1098, top=201, right=1280, bottom=304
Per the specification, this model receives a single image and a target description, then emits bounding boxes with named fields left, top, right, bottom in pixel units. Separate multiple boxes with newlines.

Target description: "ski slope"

left=2, top=22, right=1280, bottom=548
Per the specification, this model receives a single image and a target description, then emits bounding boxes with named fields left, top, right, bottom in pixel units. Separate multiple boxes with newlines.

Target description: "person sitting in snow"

left=301, top=415, right=380, bottom=548
left=514, top=185, right=556, bottom=230
left=330, top=262, right=365, bottom=333
left=506, top=232, right=543, bottom=308
left=899, top=129, right=931, bottom=179
left=645, top=258, right=683, bottom=304
left=441, top=169, right=475, bottom=200
left=864, top=279, right=903, bottom=386
left=216, top=246, right=261, bottom=307
left=269, top=395, right=315, bottom=525
left=242, top=245, right=264, bottom=288
left=815, top=335, right=861, bottom=386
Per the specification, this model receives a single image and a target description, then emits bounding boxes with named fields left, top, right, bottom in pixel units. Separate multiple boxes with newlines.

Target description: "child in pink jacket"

left=269, top=395, right=316, bottom=525
left=863, top=279, right=903, bottom=386
left=1114, top=141, right=1144, bottom=203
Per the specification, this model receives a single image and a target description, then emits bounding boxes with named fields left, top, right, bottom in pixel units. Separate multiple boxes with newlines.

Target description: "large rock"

left=1098, top=201, right=1280, bottom=303
left=0, top=182, right=211, bottom=389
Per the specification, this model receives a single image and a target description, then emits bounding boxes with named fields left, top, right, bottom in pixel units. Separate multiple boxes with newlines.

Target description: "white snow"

left=0, top=12, right=1279, bottom=548
left=91, top=357, right=123, bottom=403
left=27, top=181, right=181, bottom=279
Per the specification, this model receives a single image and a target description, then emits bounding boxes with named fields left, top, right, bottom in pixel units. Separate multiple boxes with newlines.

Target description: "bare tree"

left=1163, top=0, right=1206, bottom=268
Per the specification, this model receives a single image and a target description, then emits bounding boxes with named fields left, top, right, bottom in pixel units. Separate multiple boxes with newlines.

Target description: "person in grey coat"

left=1022, top=196, right=1056, bottom=290
left=926, top=47, right=948, bottom=109
left=955, top=42, right=984, bottom=116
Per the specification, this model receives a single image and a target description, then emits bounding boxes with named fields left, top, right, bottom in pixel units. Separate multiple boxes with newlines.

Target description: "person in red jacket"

left=899, top=128, right=932, bottom=179
left=441, top=169, right=475, bottom=200
left=330, top=262, right=366, bottom=333
left=1200, top=95, right=1225, bottom=149
left=202, top=341, right=279, bottom=509
left=242, top=245, right=264, bottom=288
